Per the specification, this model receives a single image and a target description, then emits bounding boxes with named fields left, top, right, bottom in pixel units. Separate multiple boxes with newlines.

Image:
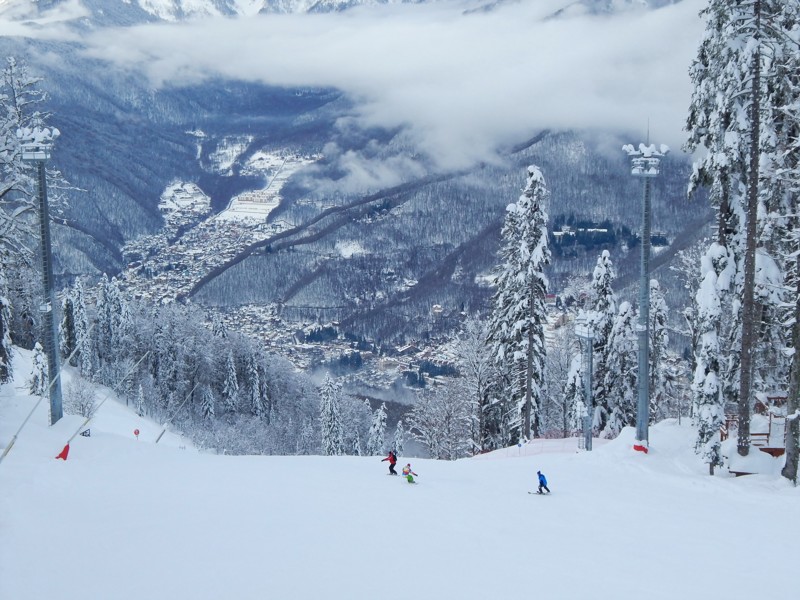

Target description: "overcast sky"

left=4, top=0, right=706, bottom=171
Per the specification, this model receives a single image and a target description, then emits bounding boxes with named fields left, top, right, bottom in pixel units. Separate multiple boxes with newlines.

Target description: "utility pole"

left=623, top=142, right=668, bottom=453
left=18, top=126, right=63, bottom=425
left=575, top=315, right=595, bottom=451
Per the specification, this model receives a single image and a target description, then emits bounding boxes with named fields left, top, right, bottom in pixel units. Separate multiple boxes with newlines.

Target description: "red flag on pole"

left=55, top=444, right=70, bottom=460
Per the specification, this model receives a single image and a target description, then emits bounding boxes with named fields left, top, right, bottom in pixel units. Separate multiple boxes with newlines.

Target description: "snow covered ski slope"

left=1, top=353, right=798, bottom=600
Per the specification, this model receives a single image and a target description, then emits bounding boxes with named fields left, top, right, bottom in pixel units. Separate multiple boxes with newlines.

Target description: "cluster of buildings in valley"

left=157, top=182, right=211, bottom=231
left=119, top=210, right=287, bottom=303
left=119, top=152, right=315, bottom=303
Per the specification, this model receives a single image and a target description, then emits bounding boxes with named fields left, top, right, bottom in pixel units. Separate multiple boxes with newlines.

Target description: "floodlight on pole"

left=574, top=314, right=595, bottom=451
left=17, top=126, right=63, bottom=425
left=622, top=142, right=669, bottom=453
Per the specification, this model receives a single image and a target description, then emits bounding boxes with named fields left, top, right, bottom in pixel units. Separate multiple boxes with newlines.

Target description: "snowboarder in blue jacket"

left=537, top=471, right=550, bottom=494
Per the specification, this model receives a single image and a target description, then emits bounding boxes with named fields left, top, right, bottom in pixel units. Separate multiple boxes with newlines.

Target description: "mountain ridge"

left=0, top=0, right=707, bottom=352
left=2, top=0, right=685, bottom=24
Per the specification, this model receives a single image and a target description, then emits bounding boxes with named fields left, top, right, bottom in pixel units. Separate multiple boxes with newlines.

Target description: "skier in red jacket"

left=382, top=450, right=398, bottom=475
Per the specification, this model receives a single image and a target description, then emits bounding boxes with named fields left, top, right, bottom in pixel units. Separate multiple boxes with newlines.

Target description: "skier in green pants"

left=402, top=463, right=418, bottom=484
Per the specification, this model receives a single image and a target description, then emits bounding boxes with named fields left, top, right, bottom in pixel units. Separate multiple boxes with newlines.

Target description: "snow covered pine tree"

left=488, top=165, right=551, bottom=444
left=686, top=0, right=800, bottom=458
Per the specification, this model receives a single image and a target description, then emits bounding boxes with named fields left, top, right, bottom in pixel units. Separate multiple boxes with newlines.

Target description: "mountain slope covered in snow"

left=1, top=348, right=797, bottom=600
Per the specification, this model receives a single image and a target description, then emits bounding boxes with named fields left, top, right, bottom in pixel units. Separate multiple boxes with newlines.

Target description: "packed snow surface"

left=1, top=351, right=798, bottom=600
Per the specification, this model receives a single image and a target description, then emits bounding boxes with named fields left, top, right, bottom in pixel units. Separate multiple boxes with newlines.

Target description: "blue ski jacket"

left=538, top=473, right=547, bottom=486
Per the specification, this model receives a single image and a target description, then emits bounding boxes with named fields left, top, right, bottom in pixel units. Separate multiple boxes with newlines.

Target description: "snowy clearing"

left=216, top=152, right=317, bottom=224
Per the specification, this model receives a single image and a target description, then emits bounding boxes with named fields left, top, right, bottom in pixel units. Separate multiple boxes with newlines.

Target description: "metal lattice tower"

left=575, top=315, right=595, bottom=451
left=18, top=126, right=63, bottom=425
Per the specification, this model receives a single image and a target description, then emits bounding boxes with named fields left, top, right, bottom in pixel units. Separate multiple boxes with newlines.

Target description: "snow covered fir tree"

left=686, top=0, right=800, bottom=477
left=487, top=165, right=551, bottom=446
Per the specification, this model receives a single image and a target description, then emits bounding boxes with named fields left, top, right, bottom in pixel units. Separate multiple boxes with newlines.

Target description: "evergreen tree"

left=116, top=295, right=134, bottom=354
left=648, top=279, right=669, bottom=422
left=221, top=350, right=239, bottom=413
left=487, top=165, right=551, bottom=443
left=366, top=402, right=387, bottom=455
left=780, top=5, right=800, bottom=478
left=782, top=251, right=800, bottom=482
left=259, top=366, right=271, bottom=424
left=686, top=0, right=800, bottom=457
left=297, top=419, right=316, bottom=455
left=0, top=289, right=11, bottom=384
left=603, top=302, right=638, bottom=437
left=211, top=313, right=227, bottom=338
left=319, top=374, right=345, bottom=456
left=686, top=0, right=748, bottom=438
left=89, top=275, right=130, bottom=383
left=103, top=277, right=132, bottom=372
left=91, top=275, right=134, bottom=384
left=751, top=0, right=798, bottom=408
left=72, top=279, right=92, bottom=377
left=0, top=58, right=50, bottom=266
left=2, top=263, right=38, bottom=349
left=135, top=384, right=146, bottom=418
left=94, top=274, right=113, bottom=370
left=246, top=353, right=265, bottom=419
left=693, top=247, right=725, bottom=474
left=393, top=418, right=406, bottom=456
left=587, top=251, right=617, bottom=433
left=59, top=290, right=77, bottom=363
left=28, top=342, right=46, bottom=396
left=563, top=354, right=585, bottom=435
left=351, top=431, right=362, bottom=456
left=199, top=384, right=215, bottom=421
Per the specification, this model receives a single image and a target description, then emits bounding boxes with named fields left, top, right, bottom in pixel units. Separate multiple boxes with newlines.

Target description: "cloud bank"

left=26, top=0, right=708, bottom=169
left=0, top=0, right=87, bottom=38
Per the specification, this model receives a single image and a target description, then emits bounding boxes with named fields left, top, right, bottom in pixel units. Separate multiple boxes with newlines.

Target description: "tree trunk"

left=737, top=0, right=761, bottom=457
left=476, top=389, right=485, bottom=455
left=524, top=322, right=533, bottom=440
left=718, top=181, right=729, bottom=246
left=782, top=255, right=800, bottom=483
